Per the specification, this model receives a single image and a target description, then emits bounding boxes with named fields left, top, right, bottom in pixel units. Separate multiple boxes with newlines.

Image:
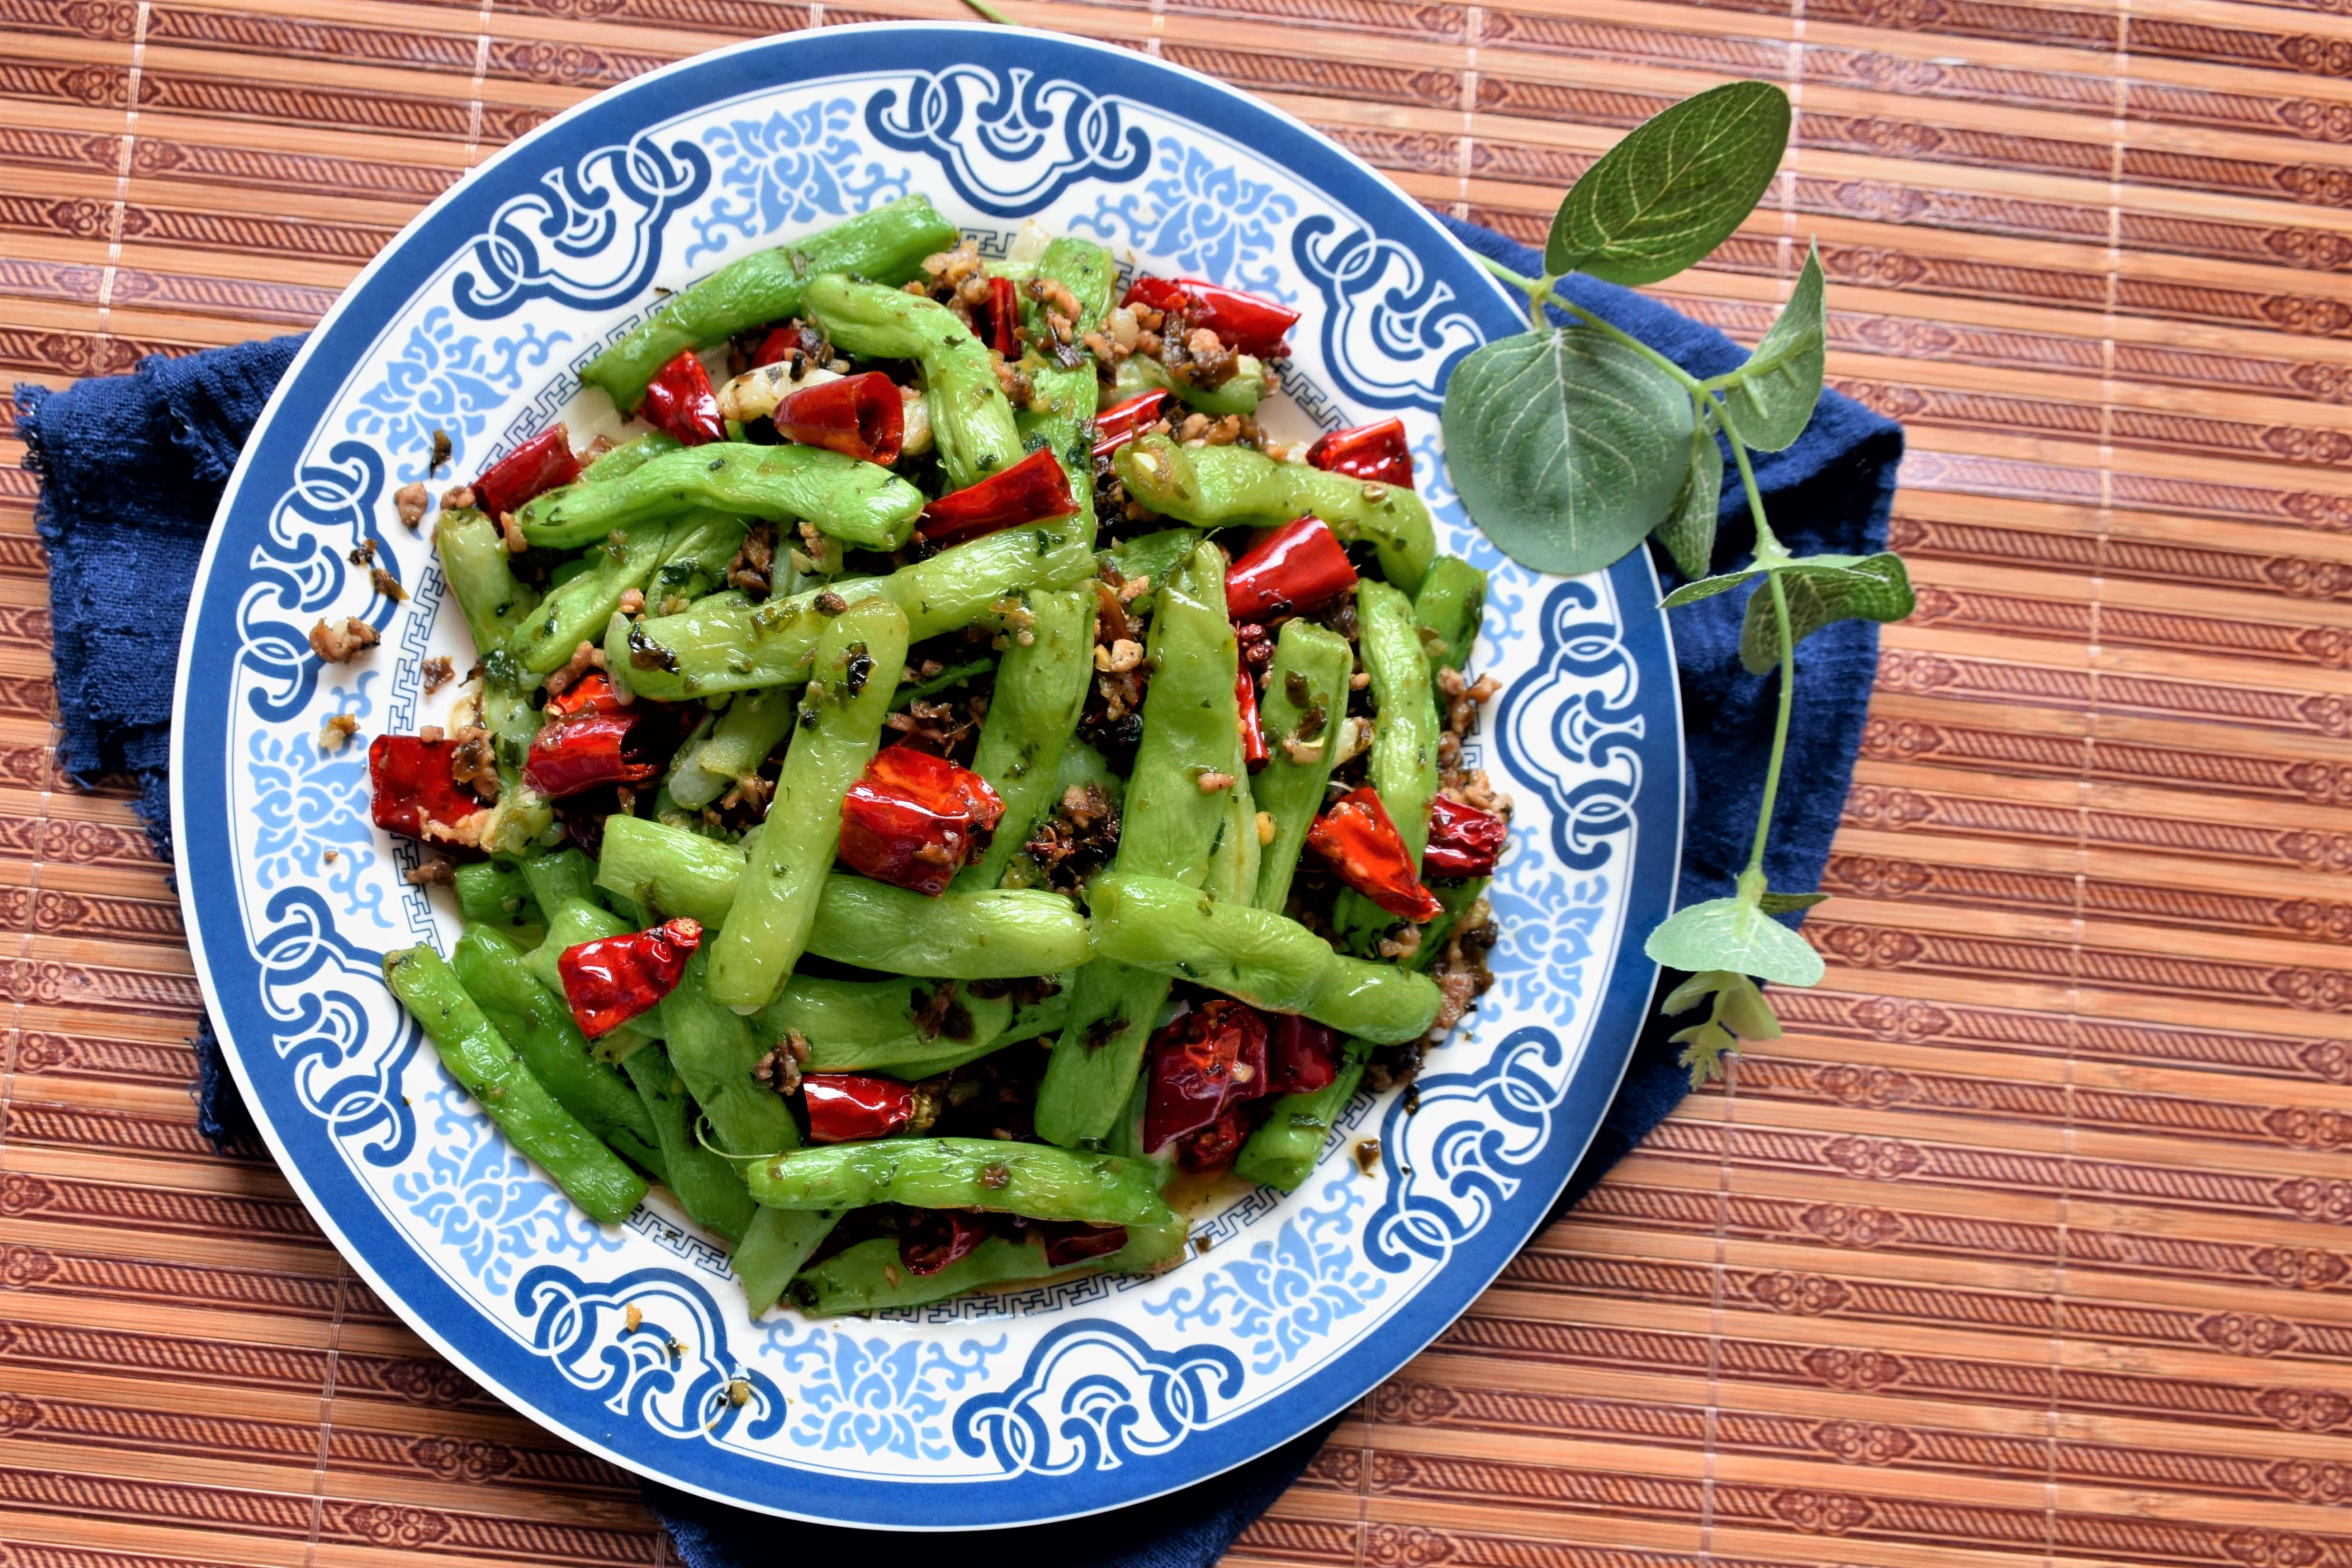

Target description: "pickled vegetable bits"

left=368, top=193, right=1511, bottom=1316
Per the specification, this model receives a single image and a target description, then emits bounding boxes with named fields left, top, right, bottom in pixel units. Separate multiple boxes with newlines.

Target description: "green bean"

left=612, top=524, right=1094, bottom=701
left=1088, top=874, right=1328, bottom=1011
left=667, top=688, right=797, bottom=810
left=435, top=509, right=540, bottom=652
left=517, top=443, right=924, bottom=553
left=1233, top=1036, right=1374, bottom=1192
left=382, top=945, right=646, bottom=1224
left=1054, top=736, right=1124, bottom=814
left=1301, top=952, right=1443, bottom=1044
left=709, top=597, right=908, bottom=1010
left=471, top=682, right=554, bottom=857
left=759, top=974, right=1068, bottom=1074
left=581, top=195, right=957, bottom=412
left=596, top=816, right=743, bottom=926
left=748, top=1138, right=1175, bottom=1226
left=805, top=274, right=1021, bottom=491
left=581, top=431, right=682, bottom=485
left=1115, top=434, right=1436, bottom=593
left=1413, top=555, right=1488, bottom=674
left=957, top=587, right=1096, bottom=890
left=1036, top=544, right=1238, bottom=1147
left=1252, top=619, right=1354, bottom=912
left=453, top=861, right=540, bottom=933
left=620, top=1043, right=756, bottom=1244
left=522, top=896, right=627, bottom=1000
left=734, top=1207, right=840, bottom=1318
left=1109, top=350, right=1267, bottom=417
left=789, top=1218, right=1186, bottom=1317
left=1014, top=236, right=1115, bottom=530
left=511, top=516, right=727, bottom=676
left=1102, top=527, right=1203, bottom=596
left=518, top=847, right=606, bottom=916
left=1335, top=577, right=1442, bottom=939
left=451, top=925, right=661, bottom=1154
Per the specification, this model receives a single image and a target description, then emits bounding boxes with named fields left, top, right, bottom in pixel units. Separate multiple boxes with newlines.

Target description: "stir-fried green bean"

left=805, top=274, right=1022, bottom=491
left=1413, top=555, right=1488, bottom=675
left=512, top=513, right=743, bottom=676
left=435, top=508, right=540, bottom=652
left=620, top=1042, right=757, bottom=1244
left=756, top=974, right=1069, bottom=1075
left=1115, top=434, right=1436, bottom=592
left=518, top=443, right=925, bottom=553
left=518, top=847, right=607, bottom=916
left=957, top=586, right=1096, bottom=890
left=749, top=1138, right=1175, bottom=1227
left=1014, top=236, right=1115, bottom=529
left=1252, top=619, right=1354, bottom=912
left=1335, top=577, right=1443, bottom=940
left=453, top=861, right=540, bottom=934
left=1109, top=350, right=1267, bottom=417
left=710, top=597, right=908, bottom=1010
left=668, top=688, right=797, bottom=810
left=789, top=1218, right=1186, bottom=1316
left=383, top=945, right=646, bottom=1224
left=582, top=195, right=956, bottom=411
left=1233, top=1036, right=1374, bottom=1192
left=452, top=925, right=660, bottom=1155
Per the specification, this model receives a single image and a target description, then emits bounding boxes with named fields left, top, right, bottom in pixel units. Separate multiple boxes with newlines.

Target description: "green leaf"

left=1713, top=974, right=1783, bottom=1040
left=1441, top=328, right=1694, bottom=577
left=1715, top=242, right=1825, bottom=452
left=1738, top=551, right=1916, bottom=674
left=1544, top=81, right=1791, bottom=285
left=1757, top=890, right=1829, bottom=914
left=1660, top=968, right=1737, bottom=1014
left=1650, top=410, right=1722, bottom=578
left=1671, top=1019, right=1738, bottom=1087
left=1659, top=566, right=1754, bottom=609
left=1643, top=895, right=1824, bottom=986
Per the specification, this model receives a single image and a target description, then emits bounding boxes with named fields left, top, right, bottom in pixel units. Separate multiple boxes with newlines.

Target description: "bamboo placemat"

left=6, top=0, right=2352, bottom=1561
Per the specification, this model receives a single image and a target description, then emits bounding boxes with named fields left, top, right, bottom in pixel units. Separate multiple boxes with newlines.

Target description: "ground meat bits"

left=422, top=655, right=455, bottom=694
left=393, top=482, right=429, bottom=529
left=308, top=616, right=379, bottom=664
left=728, top=520, right=778, bottom=599
left=1022, top=783, right=1119, bottom=895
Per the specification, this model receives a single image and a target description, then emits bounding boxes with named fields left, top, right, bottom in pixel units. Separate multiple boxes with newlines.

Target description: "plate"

left=171, top=24, right=1682, bottom=1527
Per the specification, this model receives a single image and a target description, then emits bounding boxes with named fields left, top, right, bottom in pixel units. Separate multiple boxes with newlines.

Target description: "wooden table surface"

left=8, top=0, right=2352, bottom=1562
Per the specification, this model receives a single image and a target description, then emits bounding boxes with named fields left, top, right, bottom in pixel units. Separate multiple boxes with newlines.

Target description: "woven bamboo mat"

left=5, top=0, right=2352, bottom=1561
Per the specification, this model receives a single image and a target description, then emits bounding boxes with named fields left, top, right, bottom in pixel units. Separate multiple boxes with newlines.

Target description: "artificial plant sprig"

left=1438, top=81, right=1916, bottom=1085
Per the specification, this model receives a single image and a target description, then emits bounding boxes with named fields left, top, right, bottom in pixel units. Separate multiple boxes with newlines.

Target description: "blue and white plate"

left=172, top=25, right=1681, bottom=1527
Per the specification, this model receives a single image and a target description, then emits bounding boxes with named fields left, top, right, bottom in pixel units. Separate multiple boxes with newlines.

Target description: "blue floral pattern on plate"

left=173, top=28, right=1680, bottom=1529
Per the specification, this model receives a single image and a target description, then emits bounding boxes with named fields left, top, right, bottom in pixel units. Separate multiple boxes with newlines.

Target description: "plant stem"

left=1747, top=569, right=1798, bottom=880
left=1474, top=257, right=1699, bottom=389
left=1726, top=424, right=1785, bottom=562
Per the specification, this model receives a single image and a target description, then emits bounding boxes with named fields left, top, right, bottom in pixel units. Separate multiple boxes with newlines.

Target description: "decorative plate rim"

left=169, top=22, right=1686, bottom=1527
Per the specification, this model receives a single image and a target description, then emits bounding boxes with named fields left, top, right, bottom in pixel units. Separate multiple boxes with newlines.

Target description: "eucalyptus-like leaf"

left=1757, top=890, right=1829, bottom=914
left=1715, top=242, right=1825, bottom=452
left=1651, top=409, right=1722, bottom=579
left=1644, top=895, right=1825, bottom=986
left=1442, top=327, right=1694, bottom=577
left=1738, top=551, right=1916, bottom=674
left=1545, top=81, right=1791, bottom=286
left=1713, top=974, right=1783, bottom=1040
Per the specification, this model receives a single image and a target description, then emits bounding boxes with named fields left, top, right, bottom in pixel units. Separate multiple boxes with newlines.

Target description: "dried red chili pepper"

left=544, top=670, right=625, bottom=720
left=1142, top=999, right=1270, bottom=1153
left=367, top=735, right=488, bottom=842
left=472, top=427, right=580, bottom=518
left=557, top=918, right=700, bottom=1038
left=837, top=746, right=1005, bottom=896
left=977, top=275, right=1020, bottom=356
left=522, top=709, right=661, bottom=799
left=1264, top=1014, right=1343, bottom=1097
left=1223, top=518, right=1358, bottom=622
left=899, top=1208, right=990, bottom=1275
left=1424, top=794, right=1509, bottom=878
left=1121, top=277, right=1300, bottom=359
left=803, top=1073, right=916, bottom=1143
left=918, top=446, right=1077, bottom=545
left=1235, top=666, right=1268, bottom=772
left=638, top=348, right=724, bottom=446
left=1035, top=1221, right=1129, bottom=1268
left=1305, top=418, right=1413, bottom=488
left=1307, top=787, right=1444, bottom=922
left=773, top=371, right=904, bottom=466
left=1090, top=388, right=1171, bottom=459
left=751, top=322, right=824, bottom=369
left=1176, top=1111, right=1248, bottom=1174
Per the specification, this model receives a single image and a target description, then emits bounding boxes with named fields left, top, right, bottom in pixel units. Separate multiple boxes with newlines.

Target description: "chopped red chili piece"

left=1235, top=666, right=1268, bottom=771
left=1121, top=277, right=1300, bottom=359
left=899, top=1208, right=989, bottom=1275
left=1305, top=418, right=1413, bottom=488
left=367, top=735, right=488, bottom=842
left=1090, top=389, right=1170, bottom=459
left=773, top=371, right=904, bottom=466
left=557, top=918, right=700, bottom=1038
left=1265, top=1014, right=1343, bottom=1097
left=1035, top=1221, right=1129, bottom=1268
left=868, top=743, right=1006, bottom=830
left=1224, top=518, right=1358, bottom=622
left=751, top=324, right=816, bottom=368
left=1143, top=999, right=1270, bottom=1153
left=1176, top=1111, right=1248, bottom=1174
left=638, top=348, right=724, bottom=446
left=804, top=1073, right=916, bottom=1143
left=544, top=670, right=625, bottom=720
left=472, top=427, right=580, bottom=518
left=918, top=447, right=1077, bottom=545
left=978, top=275, right=1020, bottom=356
left=837, top=746, right=1005, bottom=896
left=1307, top=787, right=1444, bottom=922
left=1424, top=794, right=1508, bottom=878
left=522, top=709, right=661, bottom=799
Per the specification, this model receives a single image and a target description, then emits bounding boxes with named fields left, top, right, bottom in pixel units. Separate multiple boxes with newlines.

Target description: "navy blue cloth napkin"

left=16, top=215, right=1898, bottom=1558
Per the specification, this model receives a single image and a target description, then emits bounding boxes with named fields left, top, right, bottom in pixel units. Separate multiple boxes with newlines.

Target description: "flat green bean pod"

left=1110, top=349, right=1267, bottom=417
left=804, top=273, right=1022, bottom=490
left=1115, top=434, right=1436, bottom=592
left=789, top=1219, right=1186, bottom=1316
left=517, top=443, right=924, bottom=552
left=749, top=1137, right=1175, bottom=1227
